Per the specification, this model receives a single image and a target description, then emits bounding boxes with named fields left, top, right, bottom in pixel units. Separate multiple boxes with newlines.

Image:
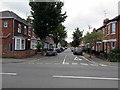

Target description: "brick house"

left=95, top=15, right=120, bottom=54
left=0, top=11, right=38, bottom=58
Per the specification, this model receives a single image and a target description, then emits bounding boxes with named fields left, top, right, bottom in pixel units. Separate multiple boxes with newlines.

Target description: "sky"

left=0, top=0, right=120, bottom=43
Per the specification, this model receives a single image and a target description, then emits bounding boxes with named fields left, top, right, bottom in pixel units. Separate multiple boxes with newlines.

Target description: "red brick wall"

left=1, top=19, right=13, bottom=52
left=2, top=50, right=37, bottom=58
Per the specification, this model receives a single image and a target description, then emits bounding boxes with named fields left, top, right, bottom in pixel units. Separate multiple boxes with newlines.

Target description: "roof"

left=97, top=15, right=120, bottom=31
left=0, top=10, right=28, bottom=25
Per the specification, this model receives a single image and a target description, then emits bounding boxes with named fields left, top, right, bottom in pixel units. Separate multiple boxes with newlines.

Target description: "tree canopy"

left=72, top=27, right=83, bottom=47
left=29, top=1, right=67, bottom=40
left=51, top=24, right=67, bottom=48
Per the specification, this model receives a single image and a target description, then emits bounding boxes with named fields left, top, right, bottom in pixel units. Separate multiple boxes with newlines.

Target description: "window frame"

left=4, top=21, right=8, bottom=28
left=18, top=23, right=21, bottom=33
left=111, top=23, right=116, bottom=34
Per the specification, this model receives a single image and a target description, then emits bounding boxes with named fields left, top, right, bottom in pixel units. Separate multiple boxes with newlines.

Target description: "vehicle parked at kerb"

left=73, top=47, right=83, bottom=55
left=55, top=48, right=62, bottom=53
left=46, top=49, right=57, bottom=56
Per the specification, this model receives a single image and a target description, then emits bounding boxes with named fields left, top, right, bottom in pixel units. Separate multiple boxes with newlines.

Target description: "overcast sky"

left=0, top=0, right=120, bottom=42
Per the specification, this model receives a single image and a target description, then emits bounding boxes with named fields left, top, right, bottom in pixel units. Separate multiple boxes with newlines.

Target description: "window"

left=111, top=42, right=116, bottom=50
left=104, top=43, right=106, bottom=52
left=112, top=23, right=116, bottom=34
left=22, top=40, right=25, bottom=49
left=15, top=38, right=25, bottom=50
left=18, top=24, right=21, bottom=33
left=4, top=21, right=8, bottom=28
left=24, top=26, right=27, bottom=35
left=16, top=39, right=21, bottom=50
left=28, top=29, right=31, bottom=36
left=107, top=25, right=110, bottom=35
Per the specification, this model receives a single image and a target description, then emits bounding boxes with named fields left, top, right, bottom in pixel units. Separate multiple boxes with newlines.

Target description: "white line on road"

left=0, top=73, right=17, bottom=76
left=80, top=63, right=88, bottom=66
left=62, top=55, right=67, bottom=64
left=54, top=63, right=60, bottom=65
left=72, top=63, right=78, bottom=65
left=36, top=63, right=43, bottom=64
left=90, top=64, right=99, bottom=66
left=64, top=63, right=69, bottom=65
left=53, top=75, right=120, bottom=81
left=74, top=57, right=82, bottom=61
left=99, top=64, right=108, bottom=67
left=45, top=63, right=52, bottom=64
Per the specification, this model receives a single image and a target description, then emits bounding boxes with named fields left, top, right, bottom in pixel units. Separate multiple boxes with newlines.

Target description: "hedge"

left=108, top=52, right=120, bottom=62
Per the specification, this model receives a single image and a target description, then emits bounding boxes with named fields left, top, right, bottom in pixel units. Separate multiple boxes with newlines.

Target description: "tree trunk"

left=89, top=46, right=92, bottom=58
left=56, top=43, right=58, bottom=48
left=41, top=40, right=45, bottom=55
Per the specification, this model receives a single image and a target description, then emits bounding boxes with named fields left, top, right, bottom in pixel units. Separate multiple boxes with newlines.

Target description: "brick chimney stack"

left=103, top=18, right=109, bottom=25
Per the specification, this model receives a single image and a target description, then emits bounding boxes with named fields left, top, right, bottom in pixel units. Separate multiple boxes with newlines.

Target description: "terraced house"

left=0, top=11, right=39, bottom=58
left=95, top=15, right=120, bottom=54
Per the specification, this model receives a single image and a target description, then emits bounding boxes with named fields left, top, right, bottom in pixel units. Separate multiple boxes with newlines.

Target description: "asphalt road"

left=2, top=49, right=119, bottom=88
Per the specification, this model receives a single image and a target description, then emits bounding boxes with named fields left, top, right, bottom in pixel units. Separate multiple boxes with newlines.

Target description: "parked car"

left=73, top=47, right=83, bottom=55
left=55, top=48, right=61, bottom=53
left=60, top=47, right=65, bottom=51
left=45, top=49, right=57, bottom=56
left=70, top=47, right=74, bottom=52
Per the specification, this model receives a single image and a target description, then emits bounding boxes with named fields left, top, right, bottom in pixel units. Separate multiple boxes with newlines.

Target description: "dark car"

left=55, top=48, right=61, bottom=53
left=46, top=49, right=57, bottom=56
left=60, top=47, right=65, bottom=51
left=73, top=47, right=83, bottom=55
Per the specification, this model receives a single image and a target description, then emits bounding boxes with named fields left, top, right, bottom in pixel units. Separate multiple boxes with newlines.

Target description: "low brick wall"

left=2, top=50, right=37, bottom=58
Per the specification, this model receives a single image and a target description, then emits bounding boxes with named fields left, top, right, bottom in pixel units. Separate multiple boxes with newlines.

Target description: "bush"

left=108, top=49, right=120, bottom=62
left=36, top=42, right=42, bottom=52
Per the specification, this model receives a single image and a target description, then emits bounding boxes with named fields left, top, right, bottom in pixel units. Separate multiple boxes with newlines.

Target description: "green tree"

left=29, top=1, right=67, bottom=54
left=72, top=27, right=83, bottom=47
left=83, top=30, right=103, bottom=58
left=60, top=40, right=68, bottom=47
left=51, top=24, right=67, bottom=48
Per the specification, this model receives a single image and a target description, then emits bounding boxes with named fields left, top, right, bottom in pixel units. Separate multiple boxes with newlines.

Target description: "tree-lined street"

left=2, top=49, right=119, bottom=88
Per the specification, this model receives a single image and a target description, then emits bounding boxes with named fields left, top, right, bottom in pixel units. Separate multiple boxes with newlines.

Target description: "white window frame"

left=111, top=23, right=116, bottom=34
left=4, top=21, right=8, bottom=28
left=18, top=24, right=21, bottom=33
left=15, top=37, right=25, bottom=50
left=111, top=42, right=116, bottom=50
left=107, top=24, right=110, bottom=35
left=24, top=26, right=27, bottom=35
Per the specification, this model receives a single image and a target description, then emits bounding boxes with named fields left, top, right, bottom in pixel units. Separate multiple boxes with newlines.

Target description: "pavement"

left=83, top=52, right=119, bottom=67
left=1, top=53, right=44, bottom=64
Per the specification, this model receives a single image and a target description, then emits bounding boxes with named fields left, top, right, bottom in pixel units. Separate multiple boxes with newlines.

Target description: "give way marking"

left=53, top=75, right=120, bottom=81
left=74, top=57, right=82, bottom=61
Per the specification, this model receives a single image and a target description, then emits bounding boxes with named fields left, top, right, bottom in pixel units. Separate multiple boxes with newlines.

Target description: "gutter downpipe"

left=12, top=18, right=14, bottom=51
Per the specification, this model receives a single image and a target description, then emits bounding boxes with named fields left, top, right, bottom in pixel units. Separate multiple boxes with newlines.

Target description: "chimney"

left=103, top=18, right=109, bottom=25
left=26, top=16, right=31, bottom=24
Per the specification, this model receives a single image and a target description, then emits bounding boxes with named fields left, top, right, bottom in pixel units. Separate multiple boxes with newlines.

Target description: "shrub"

left=36, top=42, right=42, bottom=52
left=108, top=49, right=120, bottom=62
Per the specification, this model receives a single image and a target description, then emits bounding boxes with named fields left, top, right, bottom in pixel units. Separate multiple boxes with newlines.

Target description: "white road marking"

left=74, top=57, right=82, bottom=61
left=90, top=64, right=99, bottom=66
left=80, top=63, right=88, bottom=66
left=99, top=64, right=108, bottom=67
left=72, top=63, right=78, bottom=65
left=0, top=73, right=17, bottom=76
left=36, top=63, right=43, bottom=64
left=64, top=63, right=69, bottom=65
left=45, top=63, right=52, bottom=64
left=62, top=55, right=67, bottom=64
left=53, top=75, right=120, bottom=81
left=54, top=63, right=60, bottom=65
